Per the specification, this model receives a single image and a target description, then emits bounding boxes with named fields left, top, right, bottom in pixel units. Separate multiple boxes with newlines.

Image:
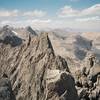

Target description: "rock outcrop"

left=74, top=53, right=100, bottom=100
left=46, top=71, right=78, bottom=100
left=0, top=26, right=100, bottom=100
left=0, top=30, right=78, bottom=100
left=0, top=77, right=16, bottom=100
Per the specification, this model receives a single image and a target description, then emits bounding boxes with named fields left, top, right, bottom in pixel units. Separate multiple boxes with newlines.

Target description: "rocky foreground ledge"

left=0, top=26, right=100, bottom=100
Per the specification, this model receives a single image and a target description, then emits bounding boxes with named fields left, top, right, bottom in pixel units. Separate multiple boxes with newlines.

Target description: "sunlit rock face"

left=0, top=28, right=74, bottom=100
left=0, top=26, right=100, bottom=100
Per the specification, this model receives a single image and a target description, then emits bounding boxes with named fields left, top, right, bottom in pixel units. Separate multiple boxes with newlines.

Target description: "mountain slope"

left=0, top=31, right=78, bottom=100
left=0, top=26, right=100, bottom=100
left=49, top=32, right=92, bottom=60
left=82, top=32, right=100, bottom=59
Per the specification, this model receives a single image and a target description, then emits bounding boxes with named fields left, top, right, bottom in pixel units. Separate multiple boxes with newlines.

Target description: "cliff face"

left=0, top=30, right=78, bottom=100
left=0, top=26, right=100, bottom=100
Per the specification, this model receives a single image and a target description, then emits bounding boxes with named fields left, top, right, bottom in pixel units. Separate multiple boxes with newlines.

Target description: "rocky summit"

left=0, top=26, right=100, bottom=100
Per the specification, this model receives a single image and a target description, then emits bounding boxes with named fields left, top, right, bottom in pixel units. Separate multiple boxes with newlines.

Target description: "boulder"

left=46, top=71, right=79, bottom=100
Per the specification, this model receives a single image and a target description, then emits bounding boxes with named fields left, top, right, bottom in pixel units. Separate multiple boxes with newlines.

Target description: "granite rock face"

left=0, top=77, right=16, bottom=100
left=46, top=71, right=78, bottom=100
left=0, top=29, right=78, bottom=100
left=74, top=53, right=100, bottom=100
left=0, top=26, right=100, bottom=100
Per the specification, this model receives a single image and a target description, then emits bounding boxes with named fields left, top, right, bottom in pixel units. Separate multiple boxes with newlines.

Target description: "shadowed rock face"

left=26, top=26, right=37, bottom=36
left=47, top=72, right=78, bottom=100
left=73, top=35, right=92, bottom=60
left=0, top=31, right=77, bottom=100
left=0, top=35, right=22, bottom=47
left=0, top=25, right=22, bottom=47
left=0, top=77, right=16, bottom=100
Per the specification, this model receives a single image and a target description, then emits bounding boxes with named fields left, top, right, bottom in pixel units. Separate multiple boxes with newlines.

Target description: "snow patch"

left=12, top=30, right=18, bottom=35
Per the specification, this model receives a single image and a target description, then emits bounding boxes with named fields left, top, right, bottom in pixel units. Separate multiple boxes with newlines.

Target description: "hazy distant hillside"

left=49, top=32, right=92, bottom=60
left=82, top=32, right=100, bottom=59
left=38, top=27, right=81, bottom=37
left=82, top=32, right=100, bottom=40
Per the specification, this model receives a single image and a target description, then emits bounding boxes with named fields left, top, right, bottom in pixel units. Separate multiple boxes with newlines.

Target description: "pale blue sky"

left=0, top=0, right=100, bottom=14
left=0, top=0, right=100, bottom=32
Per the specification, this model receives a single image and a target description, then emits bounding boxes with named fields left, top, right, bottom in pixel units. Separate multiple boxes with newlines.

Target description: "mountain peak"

left=25, top=26, right=37, bottom=36
left=37, top=32, right=54, bottom=54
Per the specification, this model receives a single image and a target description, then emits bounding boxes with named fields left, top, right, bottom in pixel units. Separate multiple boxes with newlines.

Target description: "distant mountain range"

left=0, top=25, right=100, bottom=60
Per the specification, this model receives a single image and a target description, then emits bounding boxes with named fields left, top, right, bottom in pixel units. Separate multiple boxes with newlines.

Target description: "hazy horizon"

left=0, top=0, right=100, bottom=32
